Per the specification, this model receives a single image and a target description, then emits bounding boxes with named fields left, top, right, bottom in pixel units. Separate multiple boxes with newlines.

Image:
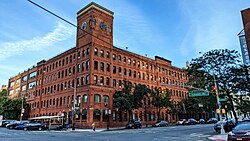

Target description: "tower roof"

left=77, top=2, right=114, bottom=17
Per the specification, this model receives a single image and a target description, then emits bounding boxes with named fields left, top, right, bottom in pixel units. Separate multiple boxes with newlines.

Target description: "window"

left=118, top=55, right=121, bottom=62
left=83, top=95, right=88, bottom=103
left=94, top=61, right=98, bottom=70
left=106, top=77, right=110, bottom=86
left=86, top=48, right=90, bottom=55
left=123, top=57, right=126, bottom=64
left=128, top=58, right=131, bottom=65
left=129, top=69, right=132, bottom=77
left=134, top=71, right=136, bottom=78
left=103, top=95, right=109, bottom=103
left=118, top=80, right=122, bottom=88
left=100, top=50, right=104, bottom=58
left=138, top=61, right=140, bottom=68
left=94, top=48, right=98, bottom=56
left=22, top=76, right=27, bottom=82
left=113, top=54, right=116, bottom=60
left=77, top=64, right=80, bottom=72
left=113, top=79, right=116, bottom=88
left=81, top=62, right=85, bottom=72
left=29, top=71, right=37, bottom=79
left=100, top=76, right=104, bottom=85
left=124, top=68, right=127, bottom=76
left=94, top=94, right=101, bottom=102
left=133, top=60, right=136, bottom=66
left=138, top=72, right=140, bottom=79
left=15, top=88, right=20, bottom=93
left=82, top=110, right=87, bottom=121
left=22, top=85, right=26, bottom=91
left=86, top=75, right=89, bottom=84
left=118, top=67, right=121, bottom=75
left=113, top=110, right=116, bottom=121
left=113, top=66, right=116, bottom=74
left=10, top=82, right=14, bottom=87
left=82, top=50, right=85, bottom=57
left=81, top=76, right=85, bottom=85
left=86, top=61, right=90, bottom=70
left=16, top=79, right=21, bottom=84
left=106, top=64, right=110, bottom=72
left=70, top=55, right=72, bottom=63
left=9, top=90, right=14, bottom=95
left=100, top=62, right=104, bottom=71
left=94, top=75, right=98, bottom=84
left=93, top=109, right=100, bottom=121
left=106, top=51, right=110, bottom=58
left=28, top=81, right=36, bottom=89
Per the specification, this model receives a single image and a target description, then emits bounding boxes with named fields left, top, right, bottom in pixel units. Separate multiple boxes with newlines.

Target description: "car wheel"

left=38, top=127, right=42, bottom=131
left=24, top=128, right=27, bottom=131
left=10, top=126, right=13, bottom=129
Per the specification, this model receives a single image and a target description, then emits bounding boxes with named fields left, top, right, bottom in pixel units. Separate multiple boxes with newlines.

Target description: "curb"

left=208, top=135, right=227, bottom=141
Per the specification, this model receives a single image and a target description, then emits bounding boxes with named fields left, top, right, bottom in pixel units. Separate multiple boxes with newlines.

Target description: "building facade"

left=8, top=2, right=190, bottom=128
left=241, top=8, right=250, bottom=65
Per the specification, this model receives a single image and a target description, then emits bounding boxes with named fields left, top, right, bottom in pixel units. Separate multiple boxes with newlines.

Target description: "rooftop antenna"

left=125, top=47, right=128, bottom=50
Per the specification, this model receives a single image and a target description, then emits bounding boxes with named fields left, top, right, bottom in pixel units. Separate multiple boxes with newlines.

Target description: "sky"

left=0, top=0, right=249, bottom=87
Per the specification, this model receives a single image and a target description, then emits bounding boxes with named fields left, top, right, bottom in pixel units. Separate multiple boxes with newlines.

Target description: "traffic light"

left=159, top=87, right=163, bottom=93
left=212, top=86, right=217, bottom=91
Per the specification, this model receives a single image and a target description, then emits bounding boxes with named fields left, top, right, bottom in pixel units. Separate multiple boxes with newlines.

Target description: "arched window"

left=94, top=48, right=98, bottom=56
left=94, top=94, right=101, bottom=103
left=82, top=109, right=87, bottom=122
left=103, top=95, right=109, bottom=104
left=100, top=50, right=104, bottom=58
left=83, top=95, right=88, bottom=103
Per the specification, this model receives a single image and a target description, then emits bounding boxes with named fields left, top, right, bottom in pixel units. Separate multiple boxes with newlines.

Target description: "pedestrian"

left=92, top=122, right=95, bottom=131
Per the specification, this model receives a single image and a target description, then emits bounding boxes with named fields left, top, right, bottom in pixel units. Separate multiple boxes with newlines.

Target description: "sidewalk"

left=67, top=126, right=126, bottom=132
left=208, top=134, right=228, bottom=141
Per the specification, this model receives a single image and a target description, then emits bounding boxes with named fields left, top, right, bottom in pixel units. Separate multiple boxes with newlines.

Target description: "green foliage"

left=151, top=88, right=172, bottom=120
left=0, top=97, right=30, bottom=120
left=0, top=89, right=7, bottom=97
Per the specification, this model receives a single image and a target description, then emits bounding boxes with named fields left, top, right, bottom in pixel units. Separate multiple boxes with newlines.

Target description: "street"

left=0, top=124, right=217, bottom=141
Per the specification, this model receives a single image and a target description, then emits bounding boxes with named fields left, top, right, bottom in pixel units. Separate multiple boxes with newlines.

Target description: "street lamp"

left=20, top=95, right=25, bottom=122
left=71, top=83, right=77, bottom=130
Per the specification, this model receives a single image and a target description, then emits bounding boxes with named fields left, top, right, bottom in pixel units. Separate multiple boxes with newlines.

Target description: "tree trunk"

left=157, top=108, right=161, bottom=121
left=227, top=93, right=238, bottom=124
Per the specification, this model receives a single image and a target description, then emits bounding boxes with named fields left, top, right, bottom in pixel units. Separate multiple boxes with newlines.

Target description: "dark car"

left=207, top=118, right=218, bottom=124
left=152, top=120, right=168, bottom=127
left=198, top=119, right=206, bottom=124
left=6, top=121, right=29, bottom=129
left=184, top=118, right=197, bottom=125
left=214, top=119, right=236, bottom=133
left=227, top=123, right=250, bottom=141
left=126, top=120, right=142, bottom=129
left=15, top=123, right=47, bottom=131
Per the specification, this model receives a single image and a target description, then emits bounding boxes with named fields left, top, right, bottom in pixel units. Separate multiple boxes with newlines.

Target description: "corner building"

left=8, top=2, right=190, bottom=128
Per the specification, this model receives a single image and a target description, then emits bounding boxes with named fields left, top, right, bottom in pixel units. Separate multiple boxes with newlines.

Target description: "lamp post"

left=72, top=83, right=76, bottom=130
left=20, top=95, right=24, bottom=122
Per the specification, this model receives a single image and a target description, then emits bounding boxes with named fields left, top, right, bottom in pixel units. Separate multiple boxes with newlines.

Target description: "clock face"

left=100, top=22, right=107, bottom=31
left=82, top=22, right=87, bottom=30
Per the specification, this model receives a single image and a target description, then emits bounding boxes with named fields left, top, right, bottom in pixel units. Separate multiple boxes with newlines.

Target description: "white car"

left=176, top=119, right=186, bottom=125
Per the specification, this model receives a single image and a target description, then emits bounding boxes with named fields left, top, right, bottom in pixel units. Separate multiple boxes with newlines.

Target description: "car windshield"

left=234, top=124, right=250, bottom=130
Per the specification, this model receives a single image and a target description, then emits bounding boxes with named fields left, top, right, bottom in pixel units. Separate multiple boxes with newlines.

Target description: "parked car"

left=227, top=123, right=250, bottom=141
left=6, top=121, right=29, bottom=129
left=214, top=119, right=236, bottom=133
left=198, top=119, right=206, bottom=124
left=15, top=123, right=47, bottom=131
left=152, top=120, right=168, bottom=127
left=1, top=120, right=14, bottom=127
left=126, top=120, right=142, bottom=129
left=176, top=119, right=186, bottom=125
left=184, top=118, right=197, bottom=125
left=207, top=118, right=218, bottom=124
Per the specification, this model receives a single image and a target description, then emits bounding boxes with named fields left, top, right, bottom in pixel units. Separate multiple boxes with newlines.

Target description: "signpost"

left=189, top=91, right=209, bottom=97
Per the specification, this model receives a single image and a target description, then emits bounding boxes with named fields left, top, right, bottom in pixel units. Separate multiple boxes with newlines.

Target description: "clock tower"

left=76, top=2, right=114, bottom=48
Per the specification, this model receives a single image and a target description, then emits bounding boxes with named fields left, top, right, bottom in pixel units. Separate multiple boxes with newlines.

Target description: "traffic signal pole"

left=213, top=75, right=225, bottom=134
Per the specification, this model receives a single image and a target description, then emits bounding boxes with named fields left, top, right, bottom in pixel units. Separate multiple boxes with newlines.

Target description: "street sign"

left=219, top=97, right=228, bottom=102
left=189, top=91, right=209, bottom=97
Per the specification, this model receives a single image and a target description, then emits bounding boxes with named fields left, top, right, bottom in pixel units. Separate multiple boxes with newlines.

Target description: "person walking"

left=92, top=122, right=95, bottom=131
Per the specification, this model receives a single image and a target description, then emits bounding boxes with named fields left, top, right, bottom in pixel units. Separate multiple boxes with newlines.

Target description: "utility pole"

left=213, top=75, right=225, bottom=134
left=20, top=96, right=24, bottom=122
left=72, top=83, right=76, bottom=130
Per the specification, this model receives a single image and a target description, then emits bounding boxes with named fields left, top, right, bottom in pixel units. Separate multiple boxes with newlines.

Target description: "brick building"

left=8, top=2, right=190, bottom=128
left=240, top=8, right=250, bottom=64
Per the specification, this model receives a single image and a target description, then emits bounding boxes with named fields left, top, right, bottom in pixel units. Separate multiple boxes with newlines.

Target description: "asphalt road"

left=0, top=124, right=217, bottom=141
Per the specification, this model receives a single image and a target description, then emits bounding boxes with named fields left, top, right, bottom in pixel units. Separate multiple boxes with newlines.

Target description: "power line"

left=27, top=0, right=114, bottom=47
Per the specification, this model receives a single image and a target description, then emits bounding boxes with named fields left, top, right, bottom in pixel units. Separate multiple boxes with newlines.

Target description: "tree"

left=151, top=88, right=172, bottom=121
left=113, top=80, right=150, bottom=121
left=0, top=89, right=7, bottom=97
left=0, top=97, right=30, bottom=120
left=188, top=49, right=242, bottom=123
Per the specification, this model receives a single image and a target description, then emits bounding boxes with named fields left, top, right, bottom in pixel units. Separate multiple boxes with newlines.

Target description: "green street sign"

left=219, top=97, right=228, bottom=102
left=189, top=91, right=209, bottom=97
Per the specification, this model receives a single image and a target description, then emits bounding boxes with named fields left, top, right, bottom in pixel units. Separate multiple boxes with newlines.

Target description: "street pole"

left=20, top=96, right=24, bottom=122
left=213, top=75, right=225, bottom=134
left=72, top=83, right=76, bottom=130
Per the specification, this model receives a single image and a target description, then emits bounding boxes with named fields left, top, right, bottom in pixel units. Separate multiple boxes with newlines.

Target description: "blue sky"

left=0, top=0, right=249, bottom=87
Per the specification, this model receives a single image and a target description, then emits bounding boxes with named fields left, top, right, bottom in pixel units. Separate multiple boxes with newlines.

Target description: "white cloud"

left=0, top=22, right=74, bottom=61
